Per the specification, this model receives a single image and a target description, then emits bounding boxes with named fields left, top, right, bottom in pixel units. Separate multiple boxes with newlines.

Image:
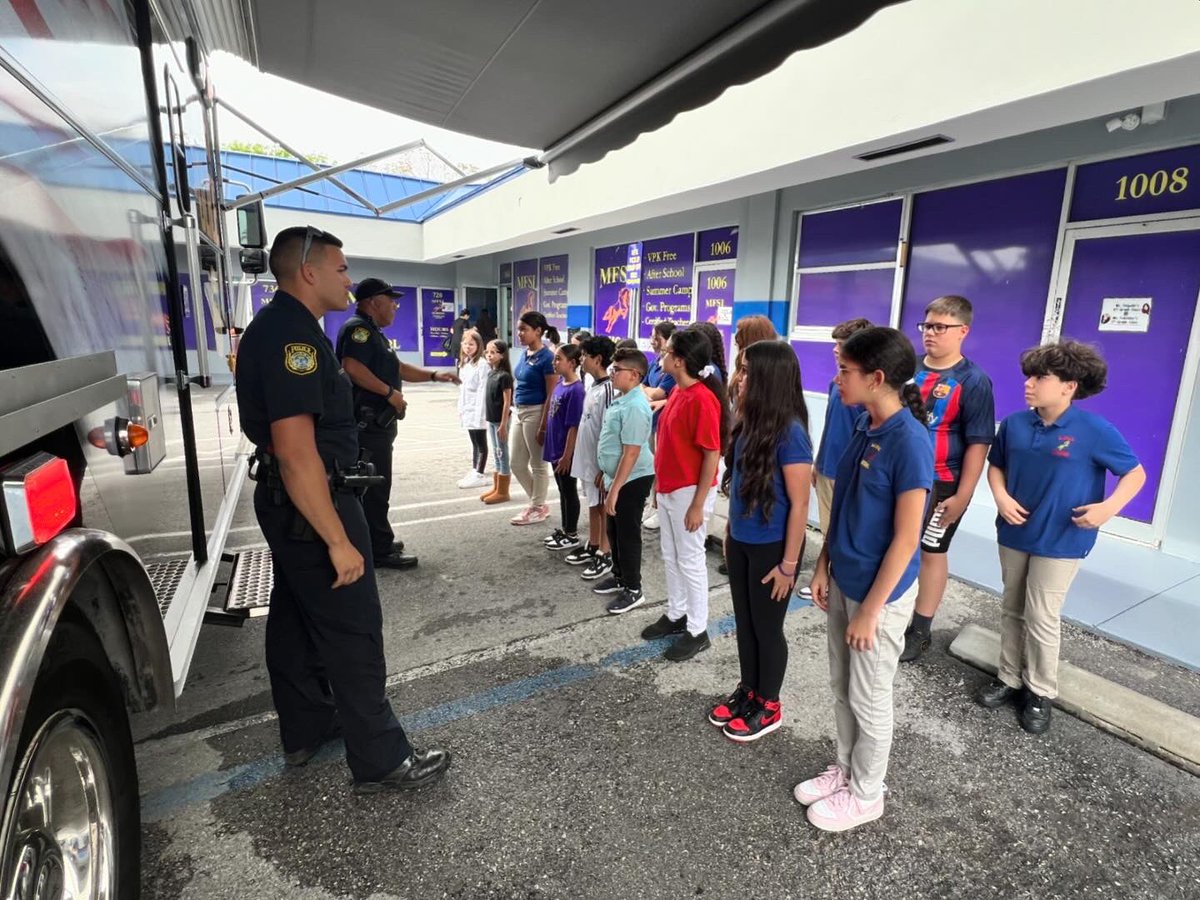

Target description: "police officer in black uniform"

left=235, top=225, right=450, bottom=793
left=336, top=277, right=458, bottom=570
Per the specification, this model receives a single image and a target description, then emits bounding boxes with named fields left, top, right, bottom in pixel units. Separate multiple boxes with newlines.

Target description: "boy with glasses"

left=902, top=295, right=995, bottom=662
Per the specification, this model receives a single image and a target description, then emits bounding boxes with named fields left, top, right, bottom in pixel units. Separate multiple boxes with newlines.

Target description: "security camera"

left=1105, top=117, right=1123, bottom=133
left=1106, top=113, right=1141, bottom=133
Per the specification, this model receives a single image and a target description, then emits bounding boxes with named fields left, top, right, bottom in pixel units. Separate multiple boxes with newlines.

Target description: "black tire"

left=4, top=618, right=141, bottom=899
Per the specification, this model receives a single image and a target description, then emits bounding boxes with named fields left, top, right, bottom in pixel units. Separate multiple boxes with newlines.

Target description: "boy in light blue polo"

left=978, top=341, right=1144, bottom=735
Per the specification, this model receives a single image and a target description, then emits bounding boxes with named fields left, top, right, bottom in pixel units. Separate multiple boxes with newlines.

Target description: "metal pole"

left=374, top=158, right=529, bottom=215
left=216, top=98, right=382, bottom=215
left=418, top=140, right=467, bottom=178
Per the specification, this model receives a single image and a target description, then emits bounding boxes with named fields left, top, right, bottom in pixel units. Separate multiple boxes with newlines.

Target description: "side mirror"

left=239, top=248, right=268, bottom=276
left=236, top=200, right=267, bottom=249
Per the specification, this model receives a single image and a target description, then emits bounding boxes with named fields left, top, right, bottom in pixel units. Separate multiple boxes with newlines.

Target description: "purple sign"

left=638, top=233, right=694, bottom=343
left=695, top=265, right=736, bottom=361
left=1070, top=145, right=1200, bottom=222
left=513, top=259, right=539, bottom=336
left=499, top=261, right=513, bottom=284
left=539, top=255, right=569, bottom=332
left=249, top=279, right=276, bottom=316
left=177, top=273, right=216, bottom=352
left=697, top=226, right=739, bottom=262
left=322, top=285, right=420, bottom=352
left=593, top=243, right=635, bottom=339
left=421, top=287, right=456, bottom=366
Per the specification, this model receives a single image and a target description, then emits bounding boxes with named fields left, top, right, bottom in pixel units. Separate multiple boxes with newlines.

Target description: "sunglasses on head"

left=301, top=225, right=328, bottom=266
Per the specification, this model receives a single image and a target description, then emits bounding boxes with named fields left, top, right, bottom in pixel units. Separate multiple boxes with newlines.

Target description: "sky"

left=209, top=52, right=533, bottom=177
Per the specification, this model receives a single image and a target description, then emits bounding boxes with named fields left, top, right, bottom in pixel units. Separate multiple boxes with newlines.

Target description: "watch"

left=429, top=370, right=436, bottom=382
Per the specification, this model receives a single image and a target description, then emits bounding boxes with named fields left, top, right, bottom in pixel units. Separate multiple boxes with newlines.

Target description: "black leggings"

left=727, top=536, right=791, bottom=701
left=606, top=474, right=654, bottom=592
left=555, top=471, right=580, bottom=534
left=468, top=429, right=488, bottom=473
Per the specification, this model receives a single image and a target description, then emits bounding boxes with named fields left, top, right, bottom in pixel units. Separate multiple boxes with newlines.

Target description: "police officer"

left=235, top=225, right=450, bottom=793
left=336, top=277, right=458, bottom=570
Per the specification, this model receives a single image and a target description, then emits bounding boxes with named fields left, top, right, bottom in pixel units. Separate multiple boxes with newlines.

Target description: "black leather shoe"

left=284, top=717, right=342, bottom=767
left=353, top=747, right=452, bottom=794
left=664, top=630, right=711, bottom=662
left=375, top=551, right=419, bottom=570
left=641, top=614, right=687, bottom=640
left=976, top=679, right=1020, bottom=709
left=1020, top=692, right=1052, bottom=734
left=391, top=539, right=405, bottom=553
left=899, top=626, right=931, bottom=663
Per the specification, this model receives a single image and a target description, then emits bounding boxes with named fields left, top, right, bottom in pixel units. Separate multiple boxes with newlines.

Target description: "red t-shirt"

left=654, top=382, right=722, bottom=493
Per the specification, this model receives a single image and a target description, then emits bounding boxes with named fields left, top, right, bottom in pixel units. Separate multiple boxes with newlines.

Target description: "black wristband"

left=429, top=370, right=436, bottom=382
left=384, top=386, right=394, bottom=400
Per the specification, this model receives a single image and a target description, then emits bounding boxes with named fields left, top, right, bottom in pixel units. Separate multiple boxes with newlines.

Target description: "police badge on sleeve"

left=351, top=327, right=370, bottom=343
left=285, top=343, right=318, bottom=375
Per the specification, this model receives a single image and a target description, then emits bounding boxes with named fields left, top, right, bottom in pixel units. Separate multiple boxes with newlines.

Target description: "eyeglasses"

left=301, top=225, right=327, bottom=266
left=609, top=365, right=642, bottom=377
left=915, top=322, right=967, bottom=335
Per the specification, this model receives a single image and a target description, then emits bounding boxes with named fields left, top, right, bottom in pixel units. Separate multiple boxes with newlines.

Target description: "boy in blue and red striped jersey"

left=901, top=295, right=996, bottom=663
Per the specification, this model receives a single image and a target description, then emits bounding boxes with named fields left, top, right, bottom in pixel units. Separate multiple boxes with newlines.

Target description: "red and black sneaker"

left=707, top=684, right=755, bottom=728
left=723, top=698, right=783, bottom=743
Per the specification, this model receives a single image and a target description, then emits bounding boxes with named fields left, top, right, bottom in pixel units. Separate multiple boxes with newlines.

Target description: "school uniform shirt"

left=729, top=419, right=814, bottom=544
left=571, top=377, right=616, bottom=482
left=815, top=380, right=862, bottom=479
left=543, top=379, right=585, bottom=464
left=828, top=409, right=934, bottom=604
left=597, top=387, right=655, bottom=489
left=988, top=407, right=1139, bottom=559
left=513, top=346, right=555, bottom=406
left=485, top=369, right=514, bottom=424
left=645, top=354, right=676, bottom=429
left=654, top=382, right=722, bottom=493
left=457, top=358, right=489, bottom=430
left=914, top=356, right=996, bottom=482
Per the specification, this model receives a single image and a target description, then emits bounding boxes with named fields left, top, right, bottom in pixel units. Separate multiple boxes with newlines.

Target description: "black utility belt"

left=249, top=451, right=384, bottom=495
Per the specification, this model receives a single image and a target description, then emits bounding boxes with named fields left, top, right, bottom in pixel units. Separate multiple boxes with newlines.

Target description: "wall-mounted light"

left=1105, top=102, right=1167, bottom=134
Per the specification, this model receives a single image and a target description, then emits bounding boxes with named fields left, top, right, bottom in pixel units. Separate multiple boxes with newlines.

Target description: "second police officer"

left=336, top=277, right=459, bottom=570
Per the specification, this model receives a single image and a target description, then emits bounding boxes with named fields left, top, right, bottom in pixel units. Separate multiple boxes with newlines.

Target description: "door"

left=1051, top=221, right=1200, bottom=541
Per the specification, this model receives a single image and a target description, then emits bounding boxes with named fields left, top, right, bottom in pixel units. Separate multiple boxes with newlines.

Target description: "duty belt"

left=248, top=450, right=385, bottom=541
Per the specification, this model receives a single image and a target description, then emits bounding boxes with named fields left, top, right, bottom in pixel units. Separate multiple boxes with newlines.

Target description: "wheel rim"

left=2, top=711, right=115, bottom=900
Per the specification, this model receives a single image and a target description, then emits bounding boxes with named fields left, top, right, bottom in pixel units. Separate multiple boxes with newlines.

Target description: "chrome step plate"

left=146, top=558, right=190, bottom=617
left=225, top=548, right=273, bottom=617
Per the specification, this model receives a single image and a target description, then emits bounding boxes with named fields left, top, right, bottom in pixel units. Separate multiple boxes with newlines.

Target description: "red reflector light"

left=24, top=456, right=76, bottom=544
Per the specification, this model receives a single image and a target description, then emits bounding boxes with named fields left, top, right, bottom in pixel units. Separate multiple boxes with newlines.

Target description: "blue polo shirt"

left=514, top=346, right=555, bottom=406
left=828, top=408, right=933, bottom=603
left=646, top=354, right=676, bottom=429
left=730, top=420, right=813, bottom=543
left=988, top=407, right=1139, bottom=559
left=815, top=380, right=862, bottom=479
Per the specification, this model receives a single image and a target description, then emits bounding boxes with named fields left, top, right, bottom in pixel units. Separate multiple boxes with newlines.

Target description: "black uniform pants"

left=726, top=536, right=791, bottom=700
left=357, top=423, right=398, bottom=559
left=606, top=474, right=654, bottom=591
left=555, top=471, right=580, bottom=534
left=254, top=482, right=412, bottom=782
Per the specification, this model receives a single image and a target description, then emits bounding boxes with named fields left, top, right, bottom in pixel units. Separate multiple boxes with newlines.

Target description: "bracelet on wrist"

left=384, top=386, right=394, bottom=400
left=429, top=370, right=436, bottom=381
left=777, top=563, right=796, bottom=578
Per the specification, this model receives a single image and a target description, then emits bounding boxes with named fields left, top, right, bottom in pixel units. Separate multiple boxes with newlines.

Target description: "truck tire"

left=1, top=618, right=141, bottom=899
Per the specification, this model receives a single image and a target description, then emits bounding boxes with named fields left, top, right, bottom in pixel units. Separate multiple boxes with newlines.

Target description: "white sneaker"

left=643, top=511, right=660, bottom=530
left=458, top=470, right=489, bottom=489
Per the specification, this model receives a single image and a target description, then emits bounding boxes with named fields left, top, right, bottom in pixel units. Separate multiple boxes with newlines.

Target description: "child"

left=566, top=336, right=618, bottom=579
left=456, top=329, right=490, bottom=489
left=638, top=327, right=729, bottom=660
left=591, top=347, right=656, bottom=613
left=510, top=311, right=557, bottom=526
left=813, top=318, right=872, bottom=536
left=978, top=341, right=1144, bottom=734
left=641, top=320, right=677, bottom=531
left=542, top=343, right=586, bottom=550
left=615, top=338, right=639, bottom=351
left=480, top=339, right=514, bottom=504
left=797, top=326, right=932, bottom=832
left=902, top=295, right=995, bottom=663
left=709, top=340, right=812, bottom=743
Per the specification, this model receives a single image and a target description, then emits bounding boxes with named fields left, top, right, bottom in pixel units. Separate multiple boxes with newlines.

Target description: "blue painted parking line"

left=141, top=594, right=813, bottom=823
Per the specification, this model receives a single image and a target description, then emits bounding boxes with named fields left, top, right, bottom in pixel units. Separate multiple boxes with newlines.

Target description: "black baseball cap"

left=354, top=278, right=400, bottom=302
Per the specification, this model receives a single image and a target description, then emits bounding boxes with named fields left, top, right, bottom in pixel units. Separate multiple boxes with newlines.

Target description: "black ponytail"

left=545, top=325, right=561, bottom=346
left=840, top=327, right=926, bottom=423
left=669, top=327, right=731, bottom=451
left=901, top=383, right=926, bottom=422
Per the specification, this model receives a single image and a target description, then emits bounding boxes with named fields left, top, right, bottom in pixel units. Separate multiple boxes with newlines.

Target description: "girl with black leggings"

left=709, top=340, right=812, bottom=742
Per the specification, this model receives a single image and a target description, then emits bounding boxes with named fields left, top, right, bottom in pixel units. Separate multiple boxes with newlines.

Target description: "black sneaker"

left=564, top=545, right=596, bottom=566
left=723, top=698, right=783, bottom=743
left=664, top=630, right=711, bottom=662
left=580, top=553, right=613, bottom=581
left=641, top=613, right=687, bottom=640
left=1019, top=691, right=1052, bottom=734
left=899, top=625, right=931, bottom=663
left=707, top=684, right=754, bottom=727
left=977, top=679, right=1021, bottom=709
left=606, top=587, right=645, bottom=614
left=591, top=575, right=624, bottom=595
left=546, top=532, right=582, bottom=551
left=542, top=528, right=567, bottom=547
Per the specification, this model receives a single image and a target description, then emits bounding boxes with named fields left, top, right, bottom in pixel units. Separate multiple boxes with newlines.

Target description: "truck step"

left=146, top=558, right=190, bottom=618
left=223, top=548, right=273, bottom=617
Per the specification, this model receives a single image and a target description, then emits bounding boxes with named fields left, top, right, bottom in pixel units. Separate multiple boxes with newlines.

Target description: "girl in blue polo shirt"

left=709, top=340, right=812, bottom=743
left=797, top=327, right=933, bottom=833
left=510, top=311, right=559, bottom=526
left=978, top=341, right=1144, bottom=735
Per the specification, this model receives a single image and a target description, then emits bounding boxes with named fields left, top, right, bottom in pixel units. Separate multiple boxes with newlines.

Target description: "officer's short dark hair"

left=269, top=226, right=344, bottom=281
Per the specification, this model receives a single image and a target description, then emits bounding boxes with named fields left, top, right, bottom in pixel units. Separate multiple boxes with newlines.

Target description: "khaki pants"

left=815, top=473, right=835, bottom=535
left=510, top=403, right=549, bottom=506
left=826, top=577, right=915, bottom=802
left=997, top=546, right=1081, bottom=700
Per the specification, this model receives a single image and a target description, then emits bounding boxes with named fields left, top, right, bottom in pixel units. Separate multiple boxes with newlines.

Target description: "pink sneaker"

left=792, top=764, right=848, bottom=806
left=537, top=504, right=551, bottom=518
left=806, top=786, right=884, bottom=832
left=528, top=505, right=549, bottom=524
left=510, top=506, right=538, bottom=526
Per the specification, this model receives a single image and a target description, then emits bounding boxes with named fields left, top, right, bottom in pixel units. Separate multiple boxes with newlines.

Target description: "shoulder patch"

left=351, top=326, right=370, bottom=344
left=284, top=343, right=318, bottom=375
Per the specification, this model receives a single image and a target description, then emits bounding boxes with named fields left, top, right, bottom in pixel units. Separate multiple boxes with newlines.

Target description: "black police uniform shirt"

left=235, top=289, right=358, bottom=471
left=335, top=312, right=399, bottom=415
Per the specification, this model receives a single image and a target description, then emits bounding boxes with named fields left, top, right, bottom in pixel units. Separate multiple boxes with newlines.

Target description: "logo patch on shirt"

left=860, top=442, right=882, bottom=469
left=932, top=382, right=952, bottom=400
left=350, top=327, right=370, bottom=344
left=1052, top=435, right=1075, bottom=458
left=284, top=343, right=318, bottom=375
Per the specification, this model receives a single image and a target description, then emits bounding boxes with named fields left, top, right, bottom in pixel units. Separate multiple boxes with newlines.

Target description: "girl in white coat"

left=457, top=329, right=491, bottom=488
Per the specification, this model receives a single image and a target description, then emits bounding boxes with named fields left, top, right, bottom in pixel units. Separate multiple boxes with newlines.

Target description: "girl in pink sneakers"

left=710, top=340, right=812, bottom=743
left=796, top=327, right=932, bottom=832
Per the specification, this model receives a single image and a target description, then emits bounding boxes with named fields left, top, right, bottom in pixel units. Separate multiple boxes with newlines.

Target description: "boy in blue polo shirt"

left=813, top=317, right=873, bottom=535
left=978, top=341, right=1144, bottom=734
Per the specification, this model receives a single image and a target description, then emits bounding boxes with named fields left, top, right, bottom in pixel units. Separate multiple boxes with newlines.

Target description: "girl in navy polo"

left=710, top=340, right=812, bottom=743
left=797, top=327, right=933, bottom=832
left=510, top=311, right=558, bottom=526
left=978, top=341, right=1144, bottom=734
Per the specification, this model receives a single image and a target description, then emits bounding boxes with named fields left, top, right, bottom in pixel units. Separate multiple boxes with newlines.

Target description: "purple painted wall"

left=796, top=268, right=895, bottom=328
left=798, top=200, right=902, bottom=268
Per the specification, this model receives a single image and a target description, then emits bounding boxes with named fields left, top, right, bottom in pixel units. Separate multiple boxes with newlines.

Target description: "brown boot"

left=480, top=473, right=498, bottom=503
left=484, top=474, right=511, bottom=504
